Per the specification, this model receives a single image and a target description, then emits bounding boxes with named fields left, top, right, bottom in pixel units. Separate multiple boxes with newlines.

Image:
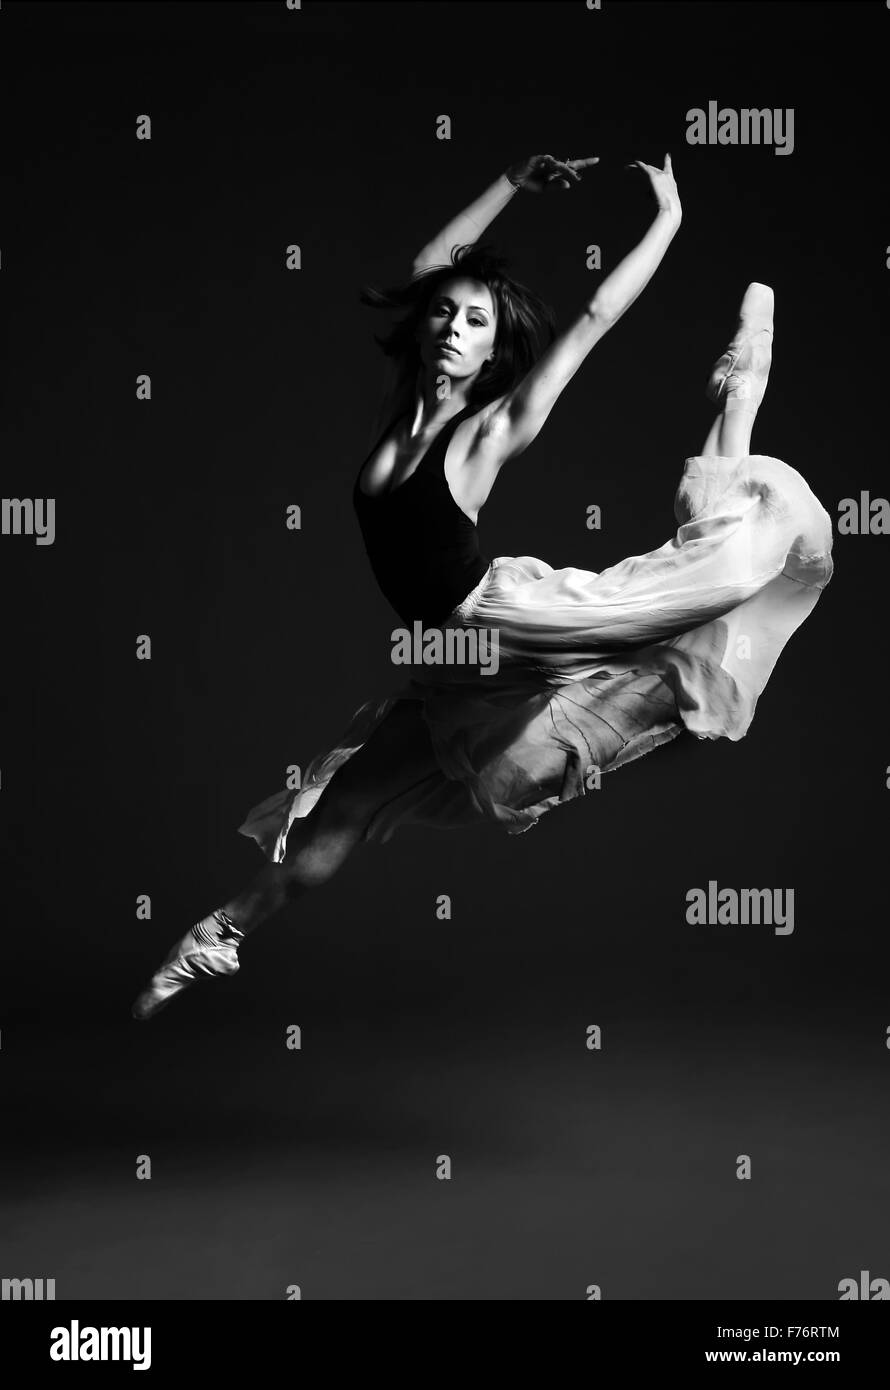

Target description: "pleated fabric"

left=238, top=452, right=834, bottom=858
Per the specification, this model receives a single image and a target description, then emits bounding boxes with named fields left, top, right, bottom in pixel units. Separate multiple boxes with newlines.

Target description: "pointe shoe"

left=706, top=282, right=774, bottom=412
left=131, top=911, right=244, bottom=1021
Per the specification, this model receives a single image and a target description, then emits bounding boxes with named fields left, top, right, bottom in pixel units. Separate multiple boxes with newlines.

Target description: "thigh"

left=313, top=697, right=442, bottom=827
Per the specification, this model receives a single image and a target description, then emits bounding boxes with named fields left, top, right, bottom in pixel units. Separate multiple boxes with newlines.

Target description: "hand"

left=506, top=152, right=600, bottom=193
left=625, top=153, right=681, bottom=221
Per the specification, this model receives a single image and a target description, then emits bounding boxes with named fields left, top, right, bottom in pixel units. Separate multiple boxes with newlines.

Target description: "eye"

left=433, top=303, right=486, bottom=328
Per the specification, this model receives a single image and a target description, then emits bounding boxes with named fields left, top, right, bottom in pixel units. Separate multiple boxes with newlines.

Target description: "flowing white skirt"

left=238, top=453, right=834, bottom=858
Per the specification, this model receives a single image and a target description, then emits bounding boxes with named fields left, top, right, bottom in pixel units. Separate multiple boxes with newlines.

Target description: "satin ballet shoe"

left=706, top=282, right=774, bottom=413
left=131, top=910, right=244, bottom=1021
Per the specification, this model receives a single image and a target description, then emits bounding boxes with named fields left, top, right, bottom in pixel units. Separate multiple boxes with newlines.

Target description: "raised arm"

left=411, top=154, right=598, bottom=276
left=411, top=172, right=519, bottom=276
left=367, top=157, right=598, bottom=440
left=372, top=154, right=601, bottom=441
left=489, top=155, right=682, bottom=461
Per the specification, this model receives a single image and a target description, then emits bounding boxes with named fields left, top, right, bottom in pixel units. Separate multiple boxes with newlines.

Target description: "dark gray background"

left=1, top=0, right=886, bottom=1299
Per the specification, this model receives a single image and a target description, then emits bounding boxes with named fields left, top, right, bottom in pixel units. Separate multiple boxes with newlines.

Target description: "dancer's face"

left=419, top=277, right=497, bottom=385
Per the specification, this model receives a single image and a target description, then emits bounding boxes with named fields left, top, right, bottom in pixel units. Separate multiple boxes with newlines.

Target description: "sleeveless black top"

left=353, top=402, right=491, bottom=626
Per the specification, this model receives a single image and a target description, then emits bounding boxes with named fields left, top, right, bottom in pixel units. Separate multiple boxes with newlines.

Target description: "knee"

left=283, top=844, right=343, bottom=893
left=283, top=858, right=334, bottom=894
left=282, top=807, right=368, bottom=892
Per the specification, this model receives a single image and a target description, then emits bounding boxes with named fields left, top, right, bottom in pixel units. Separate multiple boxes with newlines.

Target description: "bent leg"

left=220, top=699, right=444, bottom=934
left=132, top=700, right=443, bottom=1020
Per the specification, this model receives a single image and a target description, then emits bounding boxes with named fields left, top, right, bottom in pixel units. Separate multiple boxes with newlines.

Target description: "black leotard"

left=353, top=402, right=491, bottom=627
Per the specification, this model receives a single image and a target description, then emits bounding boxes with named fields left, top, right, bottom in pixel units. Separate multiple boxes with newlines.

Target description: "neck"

left=410, top=367, right=474, bottom=435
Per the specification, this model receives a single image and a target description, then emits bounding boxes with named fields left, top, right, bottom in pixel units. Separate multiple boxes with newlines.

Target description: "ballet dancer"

left=132, top=153, right=833, bottom=1021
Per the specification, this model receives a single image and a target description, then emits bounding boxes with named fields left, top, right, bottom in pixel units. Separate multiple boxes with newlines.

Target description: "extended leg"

left=701, top=402, right=755, bottom=459
left=131, top=700, right=443, bottom=1020
left=219, top=699, right=443, bottom=926
left=700, top=282, right=773, bottom=457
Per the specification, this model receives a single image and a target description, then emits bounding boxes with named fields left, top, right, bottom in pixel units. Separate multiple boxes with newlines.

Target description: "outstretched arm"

left=370, top=156, right=598, bottom=440
left=411, top=173, right=518, bottom=276
left=488, top=155, right=682, bottom=460
left=411, top=154, right=599, bottom=275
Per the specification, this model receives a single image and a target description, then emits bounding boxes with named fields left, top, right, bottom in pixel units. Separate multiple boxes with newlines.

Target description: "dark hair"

left=358, top=242, right=557, bottom=408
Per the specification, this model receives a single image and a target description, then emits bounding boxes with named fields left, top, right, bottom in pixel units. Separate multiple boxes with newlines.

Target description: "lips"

left=437, top=343, right=460, bottom=356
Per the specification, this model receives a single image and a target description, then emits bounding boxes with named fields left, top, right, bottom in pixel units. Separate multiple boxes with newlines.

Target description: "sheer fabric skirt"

left=238, top=453, right=834, bottom=858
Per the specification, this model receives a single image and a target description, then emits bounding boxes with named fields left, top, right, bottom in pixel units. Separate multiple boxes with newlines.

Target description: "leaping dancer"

left=132, top=152, right=833, bottom=1021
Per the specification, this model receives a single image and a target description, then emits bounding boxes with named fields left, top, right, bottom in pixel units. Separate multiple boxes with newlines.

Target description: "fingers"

left=539, top=153, right=600, bottom=189
left=625, top=157, right=676, bottom=178
left=535, top=154, right=668, bottom=184
left=545, top=156, right=579, bottom=190
left=542, top=153, right=601, bottom=189
left=550, top=158, right=581, bottom=183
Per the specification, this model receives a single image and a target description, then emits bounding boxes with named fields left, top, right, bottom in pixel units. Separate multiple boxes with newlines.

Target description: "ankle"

left=192, top=909, right=245, bottom=950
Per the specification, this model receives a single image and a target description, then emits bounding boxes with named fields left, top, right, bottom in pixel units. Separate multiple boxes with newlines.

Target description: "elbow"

left=587, top=298, right=616, bottom=328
